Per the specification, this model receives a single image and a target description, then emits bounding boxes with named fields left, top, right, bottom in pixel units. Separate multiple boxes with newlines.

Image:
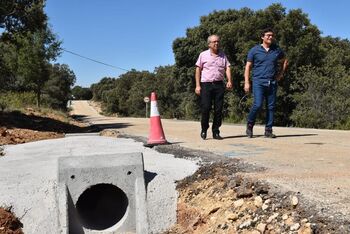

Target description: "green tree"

left=172, top=4, right=323, bottom=125
left=43, top=64, right=76, bottom=109
left=291, top=37, right=350, bottom=129
left=1, top=0, right=61, bottom=108
left=72, top=86, right=92, bottom=100
left=91, top=77, right=117, bottom=102
left=91, top=4, right=350, bottom=129
left=0, top=0, right=47, bottom=34
left=0, top=41, right=17, bottom=91
left=15, top=30, right=61, bottom=107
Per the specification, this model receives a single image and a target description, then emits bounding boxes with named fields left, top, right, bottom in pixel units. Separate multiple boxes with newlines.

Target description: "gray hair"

left=207, top=35, right=220, bottom=44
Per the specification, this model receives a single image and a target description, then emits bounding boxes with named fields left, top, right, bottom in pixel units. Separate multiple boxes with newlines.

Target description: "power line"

left=62, top=48, right=129, bottom=72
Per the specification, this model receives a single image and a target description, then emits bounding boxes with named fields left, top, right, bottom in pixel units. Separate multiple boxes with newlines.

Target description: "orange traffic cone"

left=147, top=92, right=167, bottom=145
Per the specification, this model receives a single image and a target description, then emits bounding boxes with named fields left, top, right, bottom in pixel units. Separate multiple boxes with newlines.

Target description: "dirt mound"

left=165, top=162, right=349, bottom=234
left=0, top=208, right=23, bottom=234
left=0, top=127, right=62, bottom=145
left=0, top=110, right=93, bottom=145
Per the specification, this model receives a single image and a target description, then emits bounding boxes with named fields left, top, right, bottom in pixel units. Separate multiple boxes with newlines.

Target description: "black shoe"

left=246, top=123, right=253, bottom=138
left=264, top=130, right=276, bottom=138
left=200, top=131, right=207, bottom=140
left=213, top=132, right=223, bottom=140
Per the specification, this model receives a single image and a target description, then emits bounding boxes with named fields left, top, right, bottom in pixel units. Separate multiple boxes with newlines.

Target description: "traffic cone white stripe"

left=150, top=101, right=160, bottom=117
left=147, top=92, right=167, bottom=145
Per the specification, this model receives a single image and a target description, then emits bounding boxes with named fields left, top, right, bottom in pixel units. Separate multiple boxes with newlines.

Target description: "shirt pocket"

left=215, top=59, right=225, bottom=68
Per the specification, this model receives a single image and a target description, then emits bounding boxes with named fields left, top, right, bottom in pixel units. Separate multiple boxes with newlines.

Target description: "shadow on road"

left=274, top=134, right=318, bottom=138
left=223, top=135, right=247, bottom=139
left=0, top=111, right=134, bottom=134
left=70, top=114, right=88, bottom=120
left=91, top=123, right=133, bottom=131
left=222, top=133, right=318, bottom=139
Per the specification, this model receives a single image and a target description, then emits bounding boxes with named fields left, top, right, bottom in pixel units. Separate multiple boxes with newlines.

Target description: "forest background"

left=1, top=1, right=349, bottom=130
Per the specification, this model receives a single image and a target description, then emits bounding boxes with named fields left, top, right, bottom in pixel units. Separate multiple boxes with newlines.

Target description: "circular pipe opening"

left=76, top=183, right=128, bottom=230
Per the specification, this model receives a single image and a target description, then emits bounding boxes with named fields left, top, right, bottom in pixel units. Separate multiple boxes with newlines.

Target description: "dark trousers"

left=200, top=81, right=225, bottom=134
left=247, top=81, right=277, bottom=129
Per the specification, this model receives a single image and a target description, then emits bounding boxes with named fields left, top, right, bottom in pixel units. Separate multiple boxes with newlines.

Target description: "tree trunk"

left=36, top=88, right=41, bottom=108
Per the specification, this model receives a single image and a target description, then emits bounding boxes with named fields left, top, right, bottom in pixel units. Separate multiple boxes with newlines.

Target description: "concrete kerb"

left=64, top=133, right=100, bottom=137
left=57, top=153, right=148, bottom=234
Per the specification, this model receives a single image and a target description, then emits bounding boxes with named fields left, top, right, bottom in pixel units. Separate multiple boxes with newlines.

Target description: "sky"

left=45, top=0, right=349, bottom=87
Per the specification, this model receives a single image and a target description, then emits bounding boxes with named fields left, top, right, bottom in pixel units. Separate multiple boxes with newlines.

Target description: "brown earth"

left=0, top=208, right=23, bottom=234
left=163, top=161, right=345, bottom=234
left=0, top=109, right=93, bottom=145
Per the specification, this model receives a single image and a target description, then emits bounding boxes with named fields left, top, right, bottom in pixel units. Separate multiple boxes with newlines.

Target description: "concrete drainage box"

left=57, top=153, right=148, bottom=234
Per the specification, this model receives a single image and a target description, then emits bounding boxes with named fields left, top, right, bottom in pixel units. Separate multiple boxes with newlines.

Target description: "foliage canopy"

left=91, top=4, right=350, bottom=129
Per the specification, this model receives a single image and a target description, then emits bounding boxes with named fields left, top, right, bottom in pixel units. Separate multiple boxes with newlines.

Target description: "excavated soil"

left=0, top=207, right=23, bottom=234
left=164, top=161, right=348, bottom=234
left=0, top=109, right=94, bottom=145
left=120, top=136, right=350, bottom=234
left=164, top=144, right=350, bottom=234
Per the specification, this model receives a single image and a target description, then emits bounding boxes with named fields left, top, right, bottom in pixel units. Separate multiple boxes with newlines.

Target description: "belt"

left=202, top=80, right=223, bottom=84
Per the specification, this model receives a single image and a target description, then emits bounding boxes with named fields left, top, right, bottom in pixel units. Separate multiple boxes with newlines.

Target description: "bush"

left=0, top=92, right=37, bottom=111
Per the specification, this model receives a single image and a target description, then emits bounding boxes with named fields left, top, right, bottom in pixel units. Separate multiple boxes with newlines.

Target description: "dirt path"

left=71, top=100, right=350, bottom=222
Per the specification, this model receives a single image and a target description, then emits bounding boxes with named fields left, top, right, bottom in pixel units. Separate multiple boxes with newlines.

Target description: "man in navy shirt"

left=244, top=28, right=288, bottom=138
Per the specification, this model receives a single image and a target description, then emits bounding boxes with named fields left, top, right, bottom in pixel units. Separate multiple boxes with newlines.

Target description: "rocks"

left=256, top=222, right=267, bottom=233
left=236, top=179, right=254, bottom=198
left=254, top=181, right=269, bottom=195
left=226, top=213, right=238, bottom=221
left=290, top=222, right=301, bottom=231
left=239, top=219, right=253, bottom=229
left=298, top=223, right=313, bottom=234
left=99, top=129, right=120, bottom=138
left=262, top=198, right=270, bottom=211
left=284, top=216, right=294, bottom=226
left=234, top=199, right=244, bottom=207
left=254, top=196, right=263, bottom=207
left=164, top=161, right=347, bottom=234
left=292, top=195, right=299, bottom=207
left=262, top=203, right=269, bottom=211
left=267, top=213, right=279, bottom=223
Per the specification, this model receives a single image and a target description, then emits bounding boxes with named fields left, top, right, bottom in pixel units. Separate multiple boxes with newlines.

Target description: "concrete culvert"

left=76, top=183, right=129, bottom=230
left=58, top=153, right=149, bottom=234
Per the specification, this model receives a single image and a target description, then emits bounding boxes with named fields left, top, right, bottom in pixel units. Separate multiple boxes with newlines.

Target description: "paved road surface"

left=71, top=100, right=350, bottom=219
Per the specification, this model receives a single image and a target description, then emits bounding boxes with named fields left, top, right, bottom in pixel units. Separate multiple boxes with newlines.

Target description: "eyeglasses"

left=210, top=40, right=220, bottom=43
left=264, top=34, right=274, bottom=38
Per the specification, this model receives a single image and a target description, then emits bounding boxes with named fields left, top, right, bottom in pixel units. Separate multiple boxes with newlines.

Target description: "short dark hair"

left=261, top=28, right=274, bottom=37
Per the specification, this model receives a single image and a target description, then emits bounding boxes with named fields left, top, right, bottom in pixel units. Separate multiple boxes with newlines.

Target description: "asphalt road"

left=71, top=100, right=350, bottom=220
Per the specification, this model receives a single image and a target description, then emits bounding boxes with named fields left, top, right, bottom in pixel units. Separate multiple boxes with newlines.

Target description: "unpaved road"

left=71, top=100, right=350, bottom=220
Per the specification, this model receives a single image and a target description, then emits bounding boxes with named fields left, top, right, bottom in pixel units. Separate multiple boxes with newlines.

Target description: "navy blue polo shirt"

left=247, top=44, right=285, bottom=84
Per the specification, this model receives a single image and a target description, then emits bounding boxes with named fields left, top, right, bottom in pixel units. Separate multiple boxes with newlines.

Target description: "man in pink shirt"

left=195, top=35, right=232, bottom=140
